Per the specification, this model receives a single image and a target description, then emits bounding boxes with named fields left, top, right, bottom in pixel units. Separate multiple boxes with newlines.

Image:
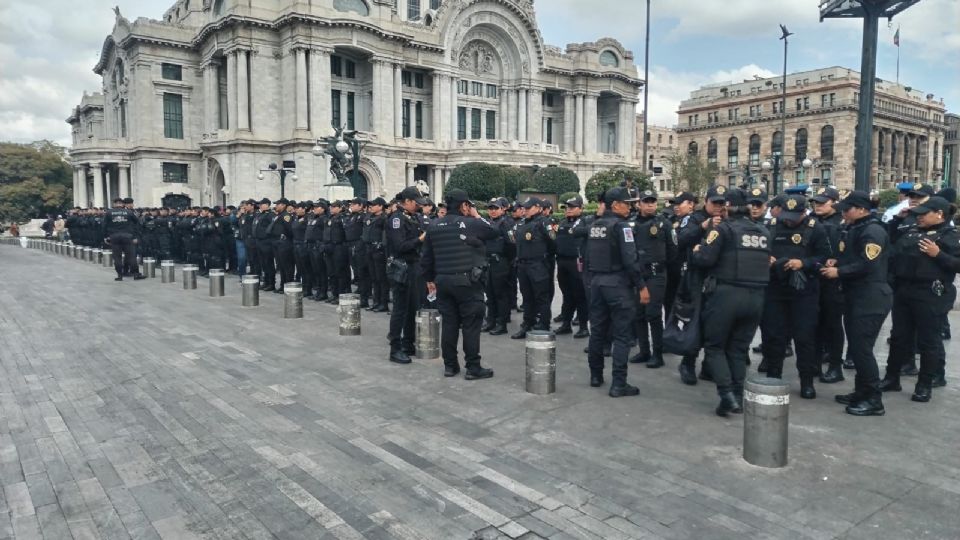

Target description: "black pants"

left=663, top=262, right=682, bottom=318
left=274, top=240, right=294, bottom=289
left=436, top=274, right=485, bottom=371
left=760, top=286, right=820, bottom=379
left=257, top=239, right=275, bottom=287
left=702, top=284, right=764, bottom=394
left=637, top=272, right=666, bottom=358
left=294, top=243, right=312, bottom=290
left=350, top=242, right=370, bottom=302
left=817, top=279, right=845, bottom=366
left=244, top=239, right=260, bottom=278
left=587, top=283, right=636, bottom=387
left=108, top=233, right=137, bottom=278
left=331, top=244, right=350, bottom=295
left=885, top=282, right=952, bottom=386
left=308, top=243, right=327, bottom=296
left=556, top=257, right=587, bottom=327
left=367, top=247, right=388, bottom=307
left=484, top=256, right=512, bottom=325
left=388, top=263, right=420, bottom=352
left=517, top=260, right=552, bottom=330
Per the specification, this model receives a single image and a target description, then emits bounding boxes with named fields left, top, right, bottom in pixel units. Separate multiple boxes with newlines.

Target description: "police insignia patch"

left=284, top=215, right=291, bottom=222
left=623, top=228, right=634, bottom=242
left=752, top=188, right=761, bottom=196
left=786, top=199, right=798, bottom=210
left=791, top=233, right=802, bottom=245
left=913, top=183, right=923, bottom=190
left=681, top=216, right=690, bottom=227
left=366, top=219, right=371, bottom=225
left=716, top=186, right=726, bottom=194
left=808, top=219, right=816, bottom=227
left=706, top=230, right=719, bottom=244
left=865, top=243, right=882, bottom=260
left=818, top=188, right=826, bottom=195
left=650, top=225, right=658, bottom=236
left=839, top=240, right=845, bottom=253
left=524, top=232, right=532, bottom=241
left=392, top=218, right=401, bottom=229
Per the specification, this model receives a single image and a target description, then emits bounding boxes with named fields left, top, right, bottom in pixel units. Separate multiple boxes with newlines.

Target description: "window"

left=333, top=0, right=370, bottom=15
left=217, top=62, right=229, bottom=129
left=471, top=82, right=483, bottom=96
left=415, top=101, right=423, bottom=139
left=728, top=175, right=738, bottom=187
left=694, top=114, right=699, bottom=125
left=331, top=90, right=341, bottom=125
left=346, top=92, right=355, bottom=130
left=688, top=116, right=694, bottom=127
left=345, top=60, right=356, bottom=79
left=163, top=93, right=183, bottom=139
left=213, top=0, right=225, bottom=16
left=757, top=104, right=763, bottom=116
left=457, top=80, right=468, bottom=94
left=457, top=107, right=466, bottom=140
left=821, top=125, right=834, bottom=161
left=772, top=131, right=783, bottom=156
left=878, top=131, right=885, bottom=166
left=486, top=84, right=498, bottom=99
left=749, top=105, right=755, bottom=118
left=471, top=108, right=481, bottom=139
left=599, top=51, right=619, bottom=67
left=687, top=141, right=698, bottom=156
left=796, top=98, right=802, bottom=111
left=119, top=101, right=127, bottom=138
left=162, top=163, right=188, bottom=183
left=707, top=138, right=718, bottom=165
left=795, top=128, right=807, bottom=161
left=734, top=108, right=739, bottom=120
left=408, top=0, right=420, bottom=20
left=669, top=135, right=673, bottom=144
left=821, top=168, right=832, bottom=184
left=891, top=133, right=898, bottom=166
left=773, top=101, right=779, bottom=114
left=803, top=97, right=810, bottom=110
left=544, top=117, right=555, bottom=144
left=657, top=133, right=663, bottom=144
left=749, top=134, right=761, bottom=166
left=402, top=99, right=411, bottom=138
left=728, top=109, right=734, bottom=121
left=161, top=63, right=182, bottom=81
left=486, top=111, right=497, bottom=140
left=821, top=94, right=828, bottom=107
left=430, top=0, right=441, bottom=8
left=415, top=73, right=424, bottom=88
left=331, top=55, right=342, bottom=77
left=728, top=136, right=739, bottom=168
left=402, top=70, right=412, bottom=87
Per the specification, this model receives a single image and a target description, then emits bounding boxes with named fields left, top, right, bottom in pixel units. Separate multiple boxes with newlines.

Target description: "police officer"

left=421, top=189, right=498, bottom=379
left=664, top=192, right=697, bottom=318
left=253, top=199, right=276, bottom=290
left=690, top=188, right=771, bottom=416
left=554, top=195, right=589, bottom=339
left=364, top=197, right=389, bottom=312
left=820, top=190, right=892, bottom=416
left=481, top=198, right=515, bottom=336
left=102, top=197, right=146, bottom=281
left=324, top=202, right=349, bottom=302
left=746, top=187, right=768, bottom=222
left=291, top=202, right=312, bottom=295
left=880, top=196, right=960, bottom=402
left=240, top=200, right=260, bottom=279
left=759, top=194, right=830, bottom=398
left=269, top=198, right=295, bottom=293
left=385, top=187, right=428, bottom=364
left=585, top=187, right=649, bottom=397
left=811, top=187, right=846, bottom=383
left=305, top=200, right=328, bottom=301
left=197, top=207, right=224, bottom=274
left=630, top=189, right=676, bottom=368
left=345, top=198, right=370, bottom=307
left=510, top=197, right=557, bottom=339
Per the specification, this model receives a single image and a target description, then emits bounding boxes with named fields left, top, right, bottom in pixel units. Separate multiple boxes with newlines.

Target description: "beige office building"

left=675, top=66, right=946, bottom=191
left=634, top=114, right=678, bottom=192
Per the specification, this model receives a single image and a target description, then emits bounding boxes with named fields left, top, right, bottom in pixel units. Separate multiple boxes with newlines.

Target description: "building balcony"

left=453, top=139, right=562, bottom=155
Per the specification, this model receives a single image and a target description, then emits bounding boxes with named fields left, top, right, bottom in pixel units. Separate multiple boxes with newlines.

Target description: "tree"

left=0, top=141, right=73, bottom=223
left=0, top=177, right=71, bottom=224
left=446, top=162, right=505, bottom=202
left=877, top=189, right=899, bottom=211
left=501, top=166, right=533, bottom=200
left=665, top=151, right=716, bottom=197
left=584, top=166, right=651, bottom=203
left=525, top=166, right=580, bottom=196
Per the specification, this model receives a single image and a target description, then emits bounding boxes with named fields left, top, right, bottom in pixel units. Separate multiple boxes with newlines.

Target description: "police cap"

left=910, top=196, right=951, bottom=215
left=835, top=190, right=872, bottom=211
left=810, top=187, right=840, bottom=203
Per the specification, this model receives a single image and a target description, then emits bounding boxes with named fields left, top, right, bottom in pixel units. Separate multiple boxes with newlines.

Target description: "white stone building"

left=66, top=0, right=642, bottom=208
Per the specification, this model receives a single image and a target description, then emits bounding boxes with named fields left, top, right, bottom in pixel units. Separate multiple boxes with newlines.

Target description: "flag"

left=894, top=28, right=900, bottom=46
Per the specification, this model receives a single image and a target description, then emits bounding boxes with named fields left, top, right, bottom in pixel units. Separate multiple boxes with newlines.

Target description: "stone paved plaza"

left=1, top=245, right=959, bottom=540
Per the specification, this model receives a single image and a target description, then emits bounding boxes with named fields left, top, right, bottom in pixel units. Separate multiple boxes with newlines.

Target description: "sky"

left=0, top=0, right=957, bottom=146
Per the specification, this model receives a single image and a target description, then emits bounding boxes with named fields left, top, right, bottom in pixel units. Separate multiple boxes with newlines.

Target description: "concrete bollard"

left=143, top=258, right=156, bottom=278
left=92, top=248, right=102, bottom=264
left=337, top=293, right=361, bottom=336
left=182, top=265, right=198, bottom=290
left=103, top=250, right=114, bottom=268
left=209, top=269, right=225, bottom=297
left=743, top=376, right=790, bottom=468
left=82, top=247, right=91, bottom=261
left=160, top=260, right=175, bottom=283
left=415, top=309, right=441, bottom=360
left=283, top=282, right=303, bottom=319
left=241, top=275, right=259, bottom=307
left=525, top=331, right=557, bottom=395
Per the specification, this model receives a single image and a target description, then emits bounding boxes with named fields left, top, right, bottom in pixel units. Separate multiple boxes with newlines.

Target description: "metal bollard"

left=209, top=269, right=225, bottom=297
left=182, top=265, right=198, bottom=290
left=743, top=376, right=790, bottom=468
left=415, top=309, right=441, bottom=360
left=283, top=282, right=303, bottom=319
left=143, top=258, right=156, bottom=278
left=337, top=293, right=361, bottom=336
left=525, top=331, right=557, bottom=395
left=92, top=248, right=102, bottom=264
left=82, top=247, right=91, bottom=261
left=103, top=250, right=114, bottom=268
left=160, top=260, right=175, bottom=283
left=241, top=274, right=260, bottom=307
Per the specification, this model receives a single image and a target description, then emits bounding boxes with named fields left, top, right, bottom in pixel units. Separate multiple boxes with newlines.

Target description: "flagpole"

left=896, top=25, right=900, bottom=84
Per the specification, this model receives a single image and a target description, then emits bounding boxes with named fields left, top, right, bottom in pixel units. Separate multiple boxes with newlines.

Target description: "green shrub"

left=446, top=163, right=505, bottom=202
left=525, top=166, right=580, bottom=196
left=501, top=166, right=533, bottom=200
left=877, top=189, right=900, bottom=211
left=585, top=166, right=651, bottom=203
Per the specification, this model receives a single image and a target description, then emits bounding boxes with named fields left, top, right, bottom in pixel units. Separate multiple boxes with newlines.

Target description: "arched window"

left=599, top=51, right=619, bottom=67
left=749, top=134, right=761, bottom=166
left=820, top=125, right=834, bottom=161
left=706, top=138, right=718, bottom=163
left=687, top=141, right=698, bottom=156
left=333, top=0, right=370, bottom=15
left=795, top=128, right=808, bottom=161
left=772, top=131, right=783, bottom=156
left=934, top=140, right=940, bottom=168
left=213, top=0, right=225, bottom=16
left=728, top=136, right=739, bottom=168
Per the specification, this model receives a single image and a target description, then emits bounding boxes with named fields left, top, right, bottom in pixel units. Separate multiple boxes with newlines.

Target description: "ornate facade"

left=634, top=114, right=677, bottom=193
left=675, top=66, right=946, bottom=191
left=66, top=0, right=642, bottom=208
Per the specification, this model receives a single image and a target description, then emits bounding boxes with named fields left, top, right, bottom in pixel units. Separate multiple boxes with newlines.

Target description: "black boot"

left=554, top=323, right=573, bottom=335
left=932, top=374, right=947, bottom=388
left=845, top=395, right=885, bottom=416
left=609, top=383, right=639, bottom=398
left=820, top=364, right=845, bottom=384
left=573, top=327, right=590, bottom=339
left=389, top=350, right=412, bottom=364
left=842, top=357, right=855, bottom=369
left=800, top=377, right=816, bottom=399
left=716, top=392, right=742, bottom=417
left=510, top=326, right=529, bottom=340
left=911, top=382, right=932, bottom=403
left=878, top=377, right=902, bottom=392
left=698, top=363, right=714, bottom=381
left=835, top=391, right=863, bottom=405
left=899, top=362, right=919, bottom=376
left=590, top=372, right=604, bottom=387
left=629, top=350, right=650, bottom=364
left=757, top=358, right=769, bottom=373
left=646, top=352, right=665, bottom=369
left=465, top=367, right=494, bottom=380
left=443, top=365, right=460, bottom=377
left=481, top=320, right=496, bottom=333
left=679, top=363, right=697, bottom=386
left=489, top=323, right=508, bottom=336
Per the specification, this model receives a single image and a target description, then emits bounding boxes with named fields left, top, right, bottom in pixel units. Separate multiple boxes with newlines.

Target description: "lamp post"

left=775, top=24, right=792, bottom=196
left=315, top=127, right=363, bottom=194
left=802, top=157, right=814, bottom=186
left=762, top=156, right=782, bottom=194
left=641, top=0, right=651, bottom=172
left=258, top=162, right=297, bottom=199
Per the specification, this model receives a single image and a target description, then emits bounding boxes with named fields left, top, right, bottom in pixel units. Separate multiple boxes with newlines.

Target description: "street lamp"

left=258, top=162, right=297, bottom=199
left=319, top=126, right=364, bottom=193
left=775, top=23, right=793, bottom=196
left=761, top=156, right=782, bottom=194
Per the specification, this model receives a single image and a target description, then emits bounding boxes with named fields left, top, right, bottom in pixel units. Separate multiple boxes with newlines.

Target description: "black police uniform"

left=482, top=208, right=515, bottom=335
left=324, top=210, right=349, bottom=299
left=555, top=213, right=589, bottom=336
left=240, top=210, right=260, bottom=278
left=345, top=209, right=370, bottom=306
left=269, top=210, right=295, bottom=292
left=178, top=215, right=200, bottom=267
left=102, top=205, right=144, bottom=280
left=197, top=215, right=224, bottom=273
left=305, top=208, right=328, bottom=300
left=254, top=211, right=276, bottom=289
left=363, top=211, right=389, bottom=311
left=690, top=201, right=771, bottom=415
left=220, top=213, right=236, bottom=273
left=631, top=204, right=677, bottom=367
left=814, top=205, right=846, bottom=381
left=585, top=205, right=646, bottom=396
left=420, top=203, right=498, bottom=377
left=156, top=213, right=174, bottom=261
left=675, top=206, right=711, bottom=383
left=385, top=205, right=425, bottom=361
left=512, top=211, right=556, bottom=337
left=883, top=206, right=960, bottom=401
left=291, top=212, right=312, bottom=293
left=832, top=202, right=892, bottom=416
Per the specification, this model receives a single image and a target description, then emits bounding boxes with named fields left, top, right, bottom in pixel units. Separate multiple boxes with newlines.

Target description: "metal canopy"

left=819, top=0, right=922, bottom=20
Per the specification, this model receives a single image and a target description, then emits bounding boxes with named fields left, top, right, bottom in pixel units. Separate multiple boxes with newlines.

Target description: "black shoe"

left=489, top=324, right=508, bottom=336
left=590, top=374, right=604, bottom=387
left=444, top=366, right=460, bottom=377
left=465, top=368, right=494, bottom=380
left=554, top=324, right=573, bottom=335
left=845, top=397, right=885, bottom=416
left=402, top=345, right=416, bottom=356
left=261, top=285, right=275, bottom=292
left=716, top=392, right=742, bottom=417
left=842, top=357, right=855, bottom=369
left=820, top=365, right=845, bottom=384
left=552, top=314, right=564, bottom=323
left=878, top=378, right=902, bottom=392
left=899, top=364, right=919, bottom=376
left=114, top=276, right=123, bottom=281
left=481, top=321, right=496, bottom=333
left=609, top=384, right=639, bottom=398
left=510, top=328, right=528, bottom=340
left=629, top=352, right=649, bottom=364
left=800, top=378, right=816, bottom=399
left=325, top=296, right=339, bottom=304
left=835, top=391, right=862, bottom=405
left=679, top=364, right=697, bottom=386
left=943, top=330, right=952, bottom=341
left=389, top=351, right=412, bottom=364
left=647, top=354, right=665, bottom=369
left=133, top=274, right=146, bottom=280
left=757, top=359, right=768, bottom=373
left=573, top=327, right=590, bottom=339
left=699, top=365, right=714, bottom=382
left=273, top=288, right=284, bottom=294
left=932, top=375, right=947, bottom=388
left=911, top=384, right=932, bottom=403
left=785, top=346, right=794, bottom=358
left=359, top=301, right=370, bottom=309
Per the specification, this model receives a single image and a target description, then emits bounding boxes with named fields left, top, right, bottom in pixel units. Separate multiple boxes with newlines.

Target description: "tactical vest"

left=711, top=219, right=771, bottom=285
left=305, top=216, right=324, bottom=242
left=291, top=217, right=307, bottom=241
left=344, top=213, right=363, bottom=242
left=484, top=216, right=508, bottom=255
left=838, top=217, right=888, bottom=284
left=894, top=225, right=956, bottom=282
left=362, top=214, right=385, bottom=244
left=770, top=218, right=816, bottom=260
left=516, top=217, right=548, bottom=261
left=555, top=217, right=582, bottom=258
left=429, top=216, right=479, bottom=274
left=104, top=208, right=136, bottom=235
left=586, top=215, right=624, bottom=273
left=635, top=215, right=667, bottom=264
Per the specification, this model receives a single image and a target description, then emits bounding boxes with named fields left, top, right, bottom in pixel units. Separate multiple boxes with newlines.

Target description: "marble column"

left=340, top=91, right=349, bottom=129
left=574, top=94, right=584, bottom=155
left=431, top=73, right=442, bottom=142
left=236, top=50, right=250, bottom=130
left=72, top=168, right=80, bottom=208
left=310, top=49, right=331, bottom=137
left=465, top=106, right=473, bottom=139
left=450, top=77, right=458, bottom=141
left=499, top=89, right=508, bottom=140
left=584, top=94, right=598, bottom=155
left=517, top=88, right=528, bottom=142
left=295, top=49, right=309, bottom=131
left=203, top=63, right=216, bottom=133
left=563, top=93, right=575, bottom=153
left=618, top=100, right=630, bottom=156
left=507, top=90, right=517, bottom=141
left=527, top=89, right=541, bottom=143
left=480, top=107, right=487, bottom=139
left=394, top=64, right=403, bottom=138
left=226, top=52, right=237, bottom=130
left=119, top=166, right=130, bottom=199
left=406, top=163, right=415, bottom=186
